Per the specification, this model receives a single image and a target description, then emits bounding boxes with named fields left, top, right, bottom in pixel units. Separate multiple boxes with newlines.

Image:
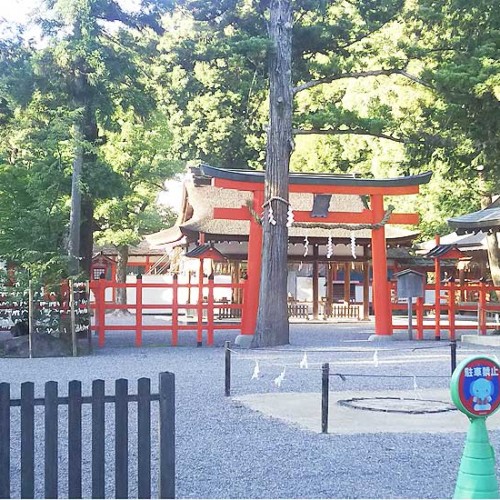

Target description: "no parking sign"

left=450, top=355, right=500, bottom=499
left=451, top=356, right=500, bottom=419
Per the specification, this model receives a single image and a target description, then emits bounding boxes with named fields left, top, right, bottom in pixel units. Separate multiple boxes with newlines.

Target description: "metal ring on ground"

left=337, top=397, right=457, bottom=414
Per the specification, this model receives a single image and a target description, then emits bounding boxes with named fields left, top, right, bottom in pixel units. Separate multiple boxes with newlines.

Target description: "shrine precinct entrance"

left=200, top=165, right=432, bottom=337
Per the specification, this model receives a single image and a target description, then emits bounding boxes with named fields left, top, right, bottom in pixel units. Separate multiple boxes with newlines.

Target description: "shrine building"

left=147, top=164, right=432, bottom=337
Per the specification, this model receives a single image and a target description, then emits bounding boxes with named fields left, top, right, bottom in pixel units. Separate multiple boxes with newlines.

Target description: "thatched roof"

left=93, top=239, right=166, bottom=256
left=146, top=168, right=419, bottom=246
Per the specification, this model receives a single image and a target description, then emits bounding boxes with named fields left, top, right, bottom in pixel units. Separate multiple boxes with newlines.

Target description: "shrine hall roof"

left=146, top=167, right=420, bottom=246
left=448, top=198, right=500, bottom=234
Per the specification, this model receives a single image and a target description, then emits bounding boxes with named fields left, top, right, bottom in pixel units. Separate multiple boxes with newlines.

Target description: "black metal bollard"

left=450, top=339, right=457, bottom=375
left=321, top=363, right=329, bottom=434
left=225, top=341, right=231, bottom=397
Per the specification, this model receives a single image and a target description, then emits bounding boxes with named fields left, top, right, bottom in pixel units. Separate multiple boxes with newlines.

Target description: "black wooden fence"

left=0, top=372, right=175, bottom=499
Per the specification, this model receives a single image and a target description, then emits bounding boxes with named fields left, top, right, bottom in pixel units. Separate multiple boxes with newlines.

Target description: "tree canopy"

left=0, top=0, right=182, bottom=281
left=0, top=0, right=499, bottom=339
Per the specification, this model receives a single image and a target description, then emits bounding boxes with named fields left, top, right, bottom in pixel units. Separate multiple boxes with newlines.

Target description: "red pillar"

left=241, top=190, right=264, bottom=335
left=416, top=297, right=424, bottom=340
left=197, top=258, right=204, bottom=346
left=434, top=235, right=441, bottom=341
left=94, top=277, right=106, bottom=347
left=172, top=274, right=178, bottom=346
left=370, top=194, right=392, bottom=335
left=207, top=276, right=215, bottom=346
left=135, top=276, right=143, bottom=347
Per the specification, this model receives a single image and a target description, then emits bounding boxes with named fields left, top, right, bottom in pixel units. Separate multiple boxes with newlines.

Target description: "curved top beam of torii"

left=200, top=163, right=432, bottom=195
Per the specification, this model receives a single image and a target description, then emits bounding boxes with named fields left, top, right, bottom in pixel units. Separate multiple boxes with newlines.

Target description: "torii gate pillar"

left=370, top=194, right=392, bottom=336
left=241, top=191, right=263, bottom=335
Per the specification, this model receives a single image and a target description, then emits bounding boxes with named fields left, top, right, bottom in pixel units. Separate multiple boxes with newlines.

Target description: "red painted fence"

left=391, top=280, right=500, bottom=340
left=90, top=276, right=243, bottom=347
left=89, top=276, right=500, bottom=347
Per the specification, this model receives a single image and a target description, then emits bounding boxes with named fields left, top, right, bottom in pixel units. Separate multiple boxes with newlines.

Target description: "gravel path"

left=1, top=322, right=500, bottom=498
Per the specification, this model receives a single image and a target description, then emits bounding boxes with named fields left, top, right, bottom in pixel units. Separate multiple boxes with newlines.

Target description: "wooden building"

left=146, top=165, right=431, bottom=336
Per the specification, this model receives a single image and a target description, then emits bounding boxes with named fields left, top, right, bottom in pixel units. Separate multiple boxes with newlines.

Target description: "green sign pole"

left=451, top=356, right=500, bottom=499
left=454, top=417, right=498, bottom=499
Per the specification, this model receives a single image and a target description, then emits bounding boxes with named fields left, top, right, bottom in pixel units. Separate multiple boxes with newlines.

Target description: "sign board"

left=451, top=356, right=500, bottom=419
left=394, top=269, right=425, bottom=299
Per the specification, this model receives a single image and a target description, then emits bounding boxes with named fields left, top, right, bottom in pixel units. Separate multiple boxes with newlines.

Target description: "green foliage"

left=404, top=0, right=500, bottom=187
left=0, top=0, right=179, bottom=280
left=156, top=7, right=269, bottom=168
left=94, top=109, right=182, bottom=248
left=159, top=0, right=412, bottom=169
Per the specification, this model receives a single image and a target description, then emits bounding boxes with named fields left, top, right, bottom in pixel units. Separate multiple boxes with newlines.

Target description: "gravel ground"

left=2, top=322, right=500, bottom=499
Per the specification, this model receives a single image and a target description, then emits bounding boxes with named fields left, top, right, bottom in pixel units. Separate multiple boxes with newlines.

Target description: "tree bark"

left=80, top=195, right=94, bottom=277
left=116, top=245, right=129, bottom=305
left=68, top=124, right=83, bottom=276
left=252, top=0, right=293, bottom=347
left=68, top=15, right=98, bottom=279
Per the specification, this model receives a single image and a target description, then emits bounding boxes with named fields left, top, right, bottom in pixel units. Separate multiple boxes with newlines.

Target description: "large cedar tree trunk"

left=116, top=245, right=129, bottom=305
left=68, top=17, right=98, bottom=278
left=80, top=196, right=94, bottom=277
left=252, top=0, right=293, bottom=347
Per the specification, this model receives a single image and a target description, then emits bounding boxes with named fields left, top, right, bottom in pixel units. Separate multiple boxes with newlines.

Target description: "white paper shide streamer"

left=326, top=235, right=333, bottom=259
left=268, top=204, right=277, bottom=225
left=251, top=361, right=260, bottom=380
left=299, top=352, right=308, bottom=369
left=274, top=367, right=286, bottom=387
left=286, top=206, right=294, bottom=227
left=350, top=232, right=357, bottom=259
left=303, top=236, right=309, bottom=257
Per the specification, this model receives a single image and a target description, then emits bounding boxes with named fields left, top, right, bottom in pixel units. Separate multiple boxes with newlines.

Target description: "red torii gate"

left=200, top=165, right=432, bottom=337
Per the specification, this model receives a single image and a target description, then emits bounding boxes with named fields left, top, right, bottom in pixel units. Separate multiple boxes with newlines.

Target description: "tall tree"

left=95, top=109, right=181, bottom=303
left=253, top=0, right=293, bottom=346
left=38, top=0, right=169, bottom=276
left=163, top=0, right=425, bottom=345
left=404, top=0, right=500, bottom=280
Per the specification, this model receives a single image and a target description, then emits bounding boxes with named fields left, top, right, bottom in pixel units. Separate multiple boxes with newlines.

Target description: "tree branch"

left=293, top=68, right=433, bottom=94
left=292, top=127, right=406, bottom=143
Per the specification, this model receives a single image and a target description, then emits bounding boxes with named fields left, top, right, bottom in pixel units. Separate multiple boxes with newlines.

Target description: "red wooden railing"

left=89, top=275, right=243, bottom=347
left=89, top=276, right=500, bottom=346
left=390, top=280, right=500, bottom=340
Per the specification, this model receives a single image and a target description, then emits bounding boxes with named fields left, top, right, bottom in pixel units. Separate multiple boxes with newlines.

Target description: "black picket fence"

left=0, top=372, right=175, bottom=499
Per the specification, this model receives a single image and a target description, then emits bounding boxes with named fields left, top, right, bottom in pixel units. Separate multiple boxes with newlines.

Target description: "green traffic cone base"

left=454, top=418, right=500, bottom=499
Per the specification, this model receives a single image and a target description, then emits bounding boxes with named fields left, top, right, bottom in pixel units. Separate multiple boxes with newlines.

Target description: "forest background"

left=0, top=0, right=498, bottom=288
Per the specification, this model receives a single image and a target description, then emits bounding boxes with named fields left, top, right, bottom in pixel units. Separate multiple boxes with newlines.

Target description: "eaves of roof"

left=448, top=198, right=500, bottom=234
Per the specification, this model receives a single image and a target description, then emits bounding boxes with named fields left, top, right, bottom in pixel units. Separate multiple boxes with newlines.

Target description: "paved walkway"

left=235, top=389, right=500, bottom=434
